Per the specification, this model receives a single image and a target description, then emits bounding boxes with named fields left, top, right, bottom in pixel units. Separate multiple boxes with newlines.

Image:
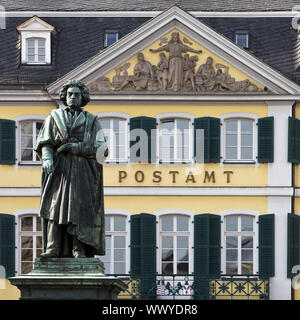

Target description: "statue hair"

left=59, top=80, right=90, bottom=107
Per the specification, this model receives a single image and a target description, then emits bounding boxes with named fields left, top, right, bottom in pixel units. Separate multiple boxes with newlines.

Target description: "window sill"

left=18, top=162, right=41, bottom=166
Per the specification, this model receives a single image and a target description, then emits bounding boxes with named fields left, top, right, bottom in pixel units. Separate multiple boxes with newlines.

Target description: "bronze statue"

left=150, top=32, right=202, bottom=91
left=35, top=80, right=108, bottom=258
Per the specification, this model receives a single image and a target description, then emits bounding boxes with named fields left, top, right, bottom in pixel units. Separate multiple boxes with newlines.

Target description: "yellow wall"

left=0, top=103, right=269, bottom=187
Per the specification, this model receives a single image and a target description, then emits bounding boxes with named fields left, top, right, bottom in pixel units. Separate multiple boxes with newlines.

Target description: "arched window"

left=223, top=215, right=256, bottom=274
left=159, top=118, right=192, bottom=163
left=18, top=214, right=42, bottom=275
left=98, top=118, right=128, bottom=163
left=159, top=214, right=190, bottom=275
left=102, top=215, right=128, bottom=274
left=19, top=120, right=44, bottom=163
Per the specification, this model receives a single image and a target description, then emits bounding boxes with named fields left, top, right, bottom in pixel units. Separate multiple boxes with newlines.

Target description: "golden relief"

left=88, top=32, right=264, bottom=94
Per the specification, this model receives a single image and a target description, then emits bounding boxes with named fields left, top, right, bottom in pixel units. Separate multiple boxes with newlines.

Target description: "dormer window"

left=104, top=31, right=119, bottom=47
left=235, top=31, right=249, bottom=49
left=17, top=16, right=55, bottom=65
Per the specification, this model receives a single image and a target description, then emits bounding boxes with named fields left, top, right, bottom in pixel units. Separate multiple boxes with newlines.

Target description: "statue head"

left=206, top=57, right=213, bottom=66
left=59, top=80, right=90, bottom=108
left=170, top=32, right=180, bottom=43
left=137, top=52, right=145, bottom=62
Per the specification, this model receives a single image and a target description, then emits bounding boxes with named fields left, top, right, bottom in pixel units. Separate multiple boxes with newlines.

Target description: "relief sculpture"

left=88, top=32, right=263, bottom=93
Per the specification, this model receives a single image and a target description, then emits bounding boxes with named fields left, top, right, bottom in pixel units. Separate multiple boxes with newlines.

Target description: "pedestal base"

left=9, top=258, right=127, bottom=300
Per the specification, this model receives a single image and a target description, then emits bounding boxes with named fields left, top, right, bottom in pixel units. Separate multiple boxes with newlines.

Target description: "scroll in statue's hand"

left=57, top=142, right=80, bottom=155
left=42, top=159, right=54, bottom=174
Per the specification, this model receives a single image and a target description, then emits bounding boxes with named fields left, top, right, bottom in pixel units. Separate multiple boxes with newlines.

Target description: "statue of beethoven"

left=35, top=80, right=108, bottom=258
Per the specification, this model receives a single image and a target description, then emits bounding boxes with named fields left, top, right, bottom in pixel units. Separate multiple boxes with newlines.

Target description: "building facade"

left=0, top=2, right=300, bottom=300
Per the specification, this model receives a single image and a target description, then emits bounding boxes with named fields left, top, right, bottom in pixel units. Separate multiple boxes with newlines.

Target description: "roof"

left=1, top=0, right=300, bottom=12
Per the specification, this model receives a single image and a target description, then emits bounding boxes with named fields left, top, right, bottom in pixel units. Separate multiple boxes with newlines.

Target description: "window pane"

left=114, top=216, right=126, bottom=231
left=242, top=263, right=253, bottom=274
left=99, top=119, right=110, bottom=130
left=21, top=136, right=33, bottom=149
left=27, top=48, right=35, bottom=55
left=36, top=249, right=42, bottom=258
left=21, top=262, right=33, bottom=275
left=114, top=249, right=125, bottom=261
left=226, top=134, right=237, bottom=147
left=114, top=262, right=125, bottom=274
left=21, top=217, right=33, bottom=231
left=241, top=134, right=252, bottom=146
left=27, top=39, right=35, bottom=48
left=105, top=216, right=111, bottom=232
left=162, top=249, right=173, bottom=261
left=38, top=55, right=46, bottom=62
left=241, top=216, right=253, bottom=231
left=242, top=236, right=253, bottom=248
left=105, top=236, right=111, bottom=250
left=103, top=249, right=111, bottom=262
left=38, top=39, right=45, bottom=47
left=226, top=236, right=238, bottom=248
left=21, top=121, right=33, bottom=135
left=241, top=147, right=253, bottom=159
left=21, top=249, right=33, bottom=261
left=241, top=120, right=252, bottom=133
left=225, top=147, right=237, bottom=159
left=177, top=216, right=188, bottom=231
left=177, top=249, right=188, bottom=261
left=114, top=236, right=125, bottom=248
left=236, top=34, right=248, bottom=48
left=226, top=249, right=238, bottom=262
left=177, top=236, right=188, bottom=249
left=177, top=263, right=188, bottom=274
left=162, top=236, right=173, bottom=248
left=226, top=120, right=237, bottom=132
left=36, top=236, right=42, bottom=248
left=28, top=55, right=35, bottom=62
left=162, top=216, right=173, bottom=232
left=106, top=33, right=118, bottom=46
left=162, top=263, right=173, bottom=274
left=226, top=216, right=238, bottom=231
left=21, top=236, right=33, bottom=249
left=162, top=120, right=174, bottom=132
left=21, top=149, right=33, bottom=161
left=226, top=262, right=238, bottom=274
left=104, top=262, right=110, bottom=274
left=36, top=217, right=42, bottom=231
left=242, top=249, right=253, bottom=261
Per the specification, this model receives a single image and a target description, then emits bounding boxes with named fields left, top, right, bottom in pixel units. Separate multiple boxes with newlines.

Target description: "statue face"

left=66, top=87, right=82, bottom=109
left=172, top=33, right=179, bottom=42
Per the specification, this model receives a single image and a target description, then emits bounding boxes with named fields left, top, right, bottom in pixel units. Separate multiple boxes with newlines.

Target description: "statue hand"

left=42, top=159, right=54, bottom=174
left=57, top=142, right=80, bottom=155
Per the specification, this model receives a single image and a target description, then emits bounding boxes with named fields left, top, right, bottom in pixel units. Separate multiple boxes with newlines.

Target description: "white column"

left=268, top=196, right=291, bottom=300
left=267, top=101, right=293, bottom=186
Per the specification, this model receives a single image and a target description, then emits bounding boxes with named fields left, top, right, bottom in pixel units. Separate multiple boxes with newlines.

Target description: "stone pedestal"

left=9, top=258, right=127, bottom=300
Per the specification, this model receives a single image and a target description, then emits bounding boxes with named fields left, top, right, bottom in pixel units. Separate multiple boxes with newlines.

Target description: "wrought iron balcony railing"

left=106, top=274, right=269, bottom=300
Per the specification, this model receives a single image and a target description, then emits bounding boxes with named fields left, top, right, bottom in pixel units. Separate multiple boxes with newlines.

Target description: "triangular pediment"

left=47, top=6, right=300, bottom=96
left=17, top=16, right=55, bottom=32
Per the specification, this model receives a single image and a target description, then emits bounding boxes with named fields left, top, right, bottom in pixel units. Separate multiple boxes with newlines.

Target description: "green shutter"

left=0, top=214, right=15, bottom=278
left=0, top=119, right=16, bottom=164
left=288, top=117, right=300, bottom=163
left=287, top=213, right=300, bottom=278
left=257, top=117, right=274, bottom=163
left=194, top=214, right=221, bottom=299
left=194, top=117, right=220, bottom=163
left=130, top=116, right=156, bottom=163
left=259, top=214, right=275, bottom=278
left=130, top=213, right=156, bottom=299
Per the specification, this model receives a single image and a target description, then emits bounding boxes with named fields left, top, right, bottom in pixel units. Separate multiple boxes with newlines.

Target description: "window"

left=224, top=119, right=254, bottom=162
left=18, top=215, right=42, bottom=275
left=17, top=16, right=55, bottom=65
left=159, top=118, right=191, bottom=163
left=99, top=118, right=128, bottom=163
left=26, top=38, right=46, bottom=63
left=19, top=120, right=43, bottom=163
left=235, top=32, right=249, bottom=49
left=224, top=215, right=255, bottom=275
left=105, top=31, right=119, bottom=47
left=102, top=215, right=127, bottom=274
left=160, top=215, right=190, bottom=275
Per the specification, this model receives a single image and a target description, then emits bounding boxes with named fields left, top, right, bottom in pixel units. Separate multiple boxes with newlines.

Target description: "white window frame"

left=220, top=113, right=259, bottom=165
left=101, top=211, right=130, bottom=275
left=97, top=112, right=130, bottom=164
left=14, top=209, right=42, bottom=276
left=156, top=113, right=194, bottom=165
left=104, top=31, right=119, bottom=47
left=14, top=115, right=46, bottom=166
left=156, top=210, right=194, bottom=275
left=235, top=31, right=249, bottom=49
left=25, top=37, right=47, bottom=64
left=220, top=210, right=259, bottom=276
